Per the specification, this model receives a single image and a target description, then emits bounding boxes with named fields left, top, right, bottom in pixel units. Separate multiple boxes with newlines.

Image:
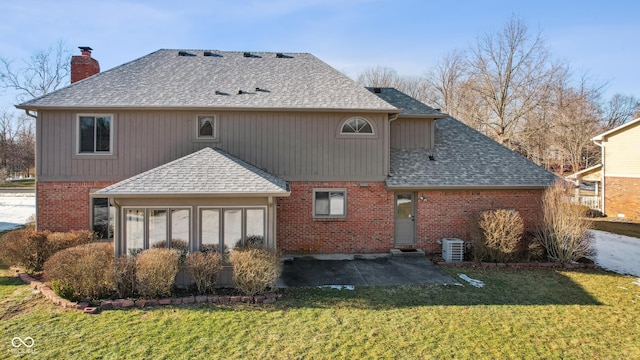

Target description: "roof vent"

left=215, top=90, right=228, bottom=96
left=435, top=108, right=442, bottom=112
left=204, top=51, right=221, bottom=57
left=276, top=53, right=284, bottom=58
left=243, top=52, right=251, bottom=57
left=373, top=87, right=382, bottom=93
left=178, top=51, right=196, bottom=57
left=238, top=90, right=243, bottom=95
left=429, top=155, right=435, bottom=161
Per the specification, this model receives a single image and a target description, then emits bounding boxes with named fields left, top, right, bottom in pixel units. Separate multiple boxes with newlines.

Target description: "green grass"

left=1, top=263, right=639, bottom=359
left=592, top=220, right=640, bottom=238
left=1, top=179, right=35, bottom=188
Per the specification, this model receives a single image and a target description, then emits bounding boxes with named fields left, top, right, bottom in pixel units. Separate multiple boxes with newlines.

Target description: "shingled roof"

left=18, top=49, right=398, bottom=112
left=96, top=147, right=289, bottom=196
left=366, top=87, right=447, bottom=117
left=387, top=118, right=558, bottom=189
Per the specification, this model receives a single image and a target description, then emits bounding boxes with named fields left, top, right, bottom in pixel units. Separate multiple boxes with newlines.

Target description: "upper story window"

left=78, top=115, right=112, bottom=154
left=197, top=115, right=218, bottom=139
left=340, top=117, right=374, bottom=135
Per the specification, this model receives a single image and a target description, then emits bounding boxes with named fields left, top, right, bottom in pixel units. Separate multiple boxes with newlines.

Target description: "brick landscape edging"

left=436, top=261, right=597, bottom=269
left=16, top=271, right=282, bottom=314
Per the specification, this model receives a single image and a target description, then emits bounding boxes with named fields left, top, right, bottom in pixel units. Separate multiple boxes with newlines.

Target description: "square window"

left=197, top=115, right=217, bottom=139
left=78, top=115, right=112, bottom=154
left=313, top=189, right=347, bottom=218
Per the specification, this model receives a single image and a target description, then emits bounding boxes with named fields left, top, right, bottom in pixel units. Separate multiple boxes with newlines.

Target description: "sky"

left=1, top=0, right=638, bottom=111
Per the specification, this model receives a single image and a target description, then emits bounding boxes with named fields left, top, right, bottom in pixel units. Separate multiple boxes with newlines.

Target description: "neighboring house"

left=17, top=48, right=557, bottom=259
left=581, top=118, right=640, bottom=220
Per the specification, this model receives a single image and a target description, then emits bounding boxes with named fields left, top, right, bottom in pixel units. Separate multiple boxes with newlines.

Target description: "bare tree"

left=467, top=16, right=561, bottom=147
left=0, top=40, right=71, bottom=102
left=425, top=49, right=467, bottom=118
left=356, top=66, right=402, bottom=88
left=600, top=93, right=639, bottom=130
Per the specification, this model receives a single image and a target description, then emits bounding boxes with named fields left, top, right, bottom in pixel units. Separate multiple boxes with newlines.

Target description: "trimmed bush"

left=0, top=229, right=96, bottom=274
left=535, top=182, right=594, bottom=264
left=114, top=256, right=137, bottom=298
left=0, top=229, right=51, bottom=273
left=48, top=230, right=95, bottom=253
left=185, top=251, right=223, bottom=295
left=473, top=209, right=524, bottom=263
left=230, top=247, right=281, bottom=296
left=151, top=239, right=189, bottom=263
left=136, top=248, right=180, bottom=298
left=44, top=242, right=114, bottom=301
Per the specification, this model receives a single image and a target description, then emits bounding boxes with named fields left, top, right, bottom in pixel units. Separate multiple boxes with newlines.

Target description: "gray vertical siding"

left=38, top=110, right=388, bottom=181
left=390, top=118, right=434, bottom=149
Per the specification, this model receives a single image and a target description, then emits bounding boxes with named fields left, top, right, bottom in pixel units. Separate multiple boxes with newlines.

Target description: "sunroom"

left=94, top=147, right=290, bottom=285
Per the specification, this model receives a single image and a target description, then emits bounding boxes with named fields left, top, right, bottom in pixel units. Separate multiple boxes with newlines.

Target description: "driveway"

left=277, top=255, right=459, bottom=287
left=591, top=230, right=640, bottom=277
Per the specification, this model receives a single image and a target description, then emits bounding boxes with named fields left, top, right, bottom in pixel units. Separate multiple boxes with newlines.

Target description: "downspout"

left=24, top=109, right=38, bottom=119
left=592, top=138, right=605, bottom=215
left=387, top=113, right=399, bottom=177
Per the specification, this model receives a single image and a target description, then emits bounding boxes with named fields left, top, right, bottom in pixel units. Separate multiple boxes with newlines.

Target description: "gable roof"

left=18, top=49, right=398, bottom=113
left=96, top=147, right=289, bottom=197
left=387, top=118, right=558, bottom=189
left=367, top=87, right=447, bottom=117
left=591, top=117, right=640, bottom=141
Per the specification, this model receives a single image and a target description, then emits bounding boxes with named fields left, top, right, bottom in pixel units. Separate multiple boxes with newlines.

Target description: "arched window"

left=340, top=117, right=374, bottom=135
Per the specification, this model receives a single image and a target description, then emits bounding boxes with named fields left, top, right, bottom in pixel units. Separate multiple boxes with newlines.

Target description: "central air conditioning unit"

left=442, top=238, right=464, bottom=262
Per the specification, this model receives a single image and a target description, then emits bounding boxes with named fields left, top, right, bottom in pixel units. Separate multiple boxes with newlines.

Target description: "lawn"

left=1, top=179, right=35, bottom=188
left=1, top=262, right=639, bottom=359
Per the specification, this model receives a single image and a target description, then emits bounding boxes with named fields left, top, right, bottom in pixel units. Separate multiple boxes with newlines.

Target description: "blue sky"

left=1, top=0, right=638, bottom=110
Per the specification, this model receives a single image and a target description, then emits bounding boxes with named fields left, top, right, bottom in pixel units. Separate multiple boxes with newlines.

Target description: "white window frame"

left=76, top=113, right=114, bottom=155
left=312, top=188, right=347, bottom=218
left=195, top=114, right=219, bottom=141
left=197, top=206, right=267, bottom=251
left=338, top=116, right=376, bottom=136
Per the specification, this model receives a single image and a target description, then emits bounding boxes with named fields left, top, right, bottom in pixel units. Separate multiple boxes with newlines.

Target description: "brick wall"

left=277, top=181, right=395, bottom=254
left=605, top=176, right=640, bottom=220
left=416, top=189, right=545, bottom=253
left=37, top=181, right=116, bottom=232
left=277, top=182, right=545, bottom=254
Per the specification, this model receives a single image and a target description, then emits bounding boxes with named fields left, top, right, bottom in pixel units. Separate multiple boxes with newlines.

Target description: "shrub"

left=114, top=256, right=137, bottom=298
left=473, top=209, right=524, bottom=263
left=48, top=230, right=95, bottom=253
left=230, top=247, right=281, bottom=296
left=185, top=251, right=223, bottom=294
left=136, top=248, right=180, bottom=298
left=151, top=239, right=189, bottom=263
left=44, top=242, right=114, bottom=301
left=0, top=229, right=51, bottom=273
left=535, top=182, right=595, bottom=264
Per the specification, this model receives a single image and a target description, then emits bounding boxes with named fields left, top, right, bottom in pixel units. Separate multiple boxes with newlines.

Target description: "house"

left=17, top=47, right=557, bottom=259
left=572, top=118, right=640, bottom=220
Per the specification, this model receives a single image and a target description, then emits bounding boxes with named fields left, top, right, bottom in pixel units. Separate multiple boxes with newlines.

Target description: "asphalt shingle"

left=96, top=147, right=289, bottom=195
left=387, top=118, right=558, bottom=188
left=366, top=87, right=445, bottom=116
left=19, top=50, right=398, bottom=112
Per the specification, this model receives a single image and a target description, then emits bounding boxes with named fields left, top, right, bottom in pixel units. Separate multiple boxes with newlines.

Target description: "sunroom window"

left=199, top=207, right=266, bottom=254
left=123, top=207, right=191, bottom=257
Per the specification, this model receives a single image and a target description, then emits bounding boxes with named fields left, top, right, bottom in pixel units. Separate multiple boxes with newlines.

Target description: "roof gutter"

left=385, top=184, right=553, bottom=191
left=23, top=109, right=38, bottom=119
left=91, top=191, right=291, bottom=198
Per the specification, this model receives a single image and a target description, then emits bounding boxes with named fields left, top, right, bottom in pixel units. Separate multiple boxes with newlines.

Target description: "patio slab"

left=277, top=254, right=459, bottom=287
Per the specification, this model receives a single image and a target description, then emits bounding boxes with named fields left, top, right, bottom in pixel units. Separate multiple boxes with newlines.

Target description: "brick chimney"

left=71, top=46, right=100, bottom=83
